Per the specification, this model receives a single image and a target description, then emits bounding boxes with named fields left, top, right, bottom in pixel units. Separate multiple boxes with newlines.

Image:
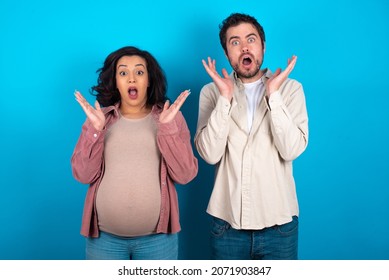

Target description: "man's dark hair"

left=219, top=13, right=266, bottom=54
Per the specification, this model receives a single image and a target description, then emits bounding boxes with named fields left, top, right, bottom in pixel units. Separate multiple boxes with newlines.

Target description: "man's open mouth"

left=242, top=55, right=252, bottom=66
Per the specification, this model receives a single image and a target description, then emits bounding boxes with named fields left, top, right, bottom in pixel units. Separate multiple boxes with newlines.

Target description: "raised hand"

left=74, top=90, right=105, bottom=131
left=202, top=57, right=234, bottom=102
left=159, top=89, right=190, bottom=124
left=266, top=55, right=297, bottom=97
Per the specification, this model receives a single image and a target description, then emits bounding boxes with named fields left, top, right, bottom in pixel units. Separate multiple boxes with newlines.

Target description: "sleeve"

left=194, top=84, right=235, bottom=164
left=157, top=111, right=198, bottom=185
left=266, top=79, right=309, bottom=161
left=71, top=119, right=107, bottom=184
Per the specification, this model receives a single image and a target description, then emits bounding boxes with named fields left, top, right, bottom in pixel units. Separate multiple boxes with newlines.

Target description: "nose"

left=242, top=46, right=249, bottom=53
left=128, top=76, right=135, bottom=83
left=241, top=41, right=249, bottom=53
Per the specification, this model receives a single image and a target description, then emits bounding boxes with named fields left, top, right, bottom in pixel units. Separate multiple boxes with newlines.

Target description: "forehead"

left=226, top=22, right=260, bottom=40
left=116, top=55, right=147, bottom=68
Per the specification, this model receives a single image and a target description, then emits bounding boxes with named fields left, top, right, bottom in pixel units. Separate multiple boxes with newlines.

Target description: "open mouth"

left=128, top=87, right=138, bottom=99
left=242, top=55, right=253, bottom=66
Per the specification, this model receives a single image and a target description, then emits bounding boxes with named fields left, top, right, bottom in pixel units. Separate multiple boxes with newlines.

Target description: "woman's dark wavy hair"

left=219, top=13, right=266, bottom=54
left=91, top=46, right=167, bottom=107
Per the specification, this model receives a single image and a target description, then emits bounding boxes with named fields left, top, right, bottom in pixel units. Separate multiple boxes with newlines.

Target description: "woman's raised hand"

left=74, top=90, right=105, bottom=131
left=159, top=89, right=190, bottom=124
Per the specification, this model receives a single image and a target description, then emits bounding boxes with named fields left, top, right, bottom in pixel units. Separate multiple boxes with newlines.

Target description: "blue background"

left=1, top=0, right=388, bottom=260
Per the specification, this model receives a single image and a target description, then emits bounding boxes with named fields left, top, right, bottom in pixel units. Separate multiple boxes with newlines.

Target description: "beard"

left=233, top=65, right=260, bottom=79
left=231, top=54, right=264, bottom=80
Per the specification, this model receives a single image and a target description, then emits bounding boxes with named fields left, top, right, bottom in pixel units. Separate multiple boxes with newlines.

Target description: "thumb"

left=163, top=100, right=170, bottom=111
left=221, top=68, right=229, bottom=79
left=273, top=68, right=281, bottom=77
left=95, top=100, right=102, bottom=111
left=268, top=68, right=281, bottom=82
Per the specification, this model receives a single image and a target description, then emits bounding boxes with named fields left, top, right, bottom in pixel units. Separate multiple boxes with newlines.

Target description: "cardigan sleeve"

left=71, top=119, right=107, bottom=184
left=157, top=111, right=198, bottom=185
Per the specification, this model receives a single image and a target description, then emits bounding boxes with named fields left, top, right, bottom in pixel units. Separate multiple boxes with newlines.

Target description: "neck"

left=119, top=104, right=152, bottom=119
left=239, top=69, right=265, bottom=84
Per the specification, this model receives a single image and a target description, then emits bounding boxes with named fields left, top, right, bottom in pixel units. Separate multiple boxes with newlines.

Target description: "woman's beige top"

left=96, top=113, right=161, bottom=237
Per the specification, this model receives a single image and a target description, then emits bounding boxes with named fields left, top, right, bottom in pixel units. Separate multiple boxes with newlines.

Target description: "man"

left=194, top=13, right=309, bottom=260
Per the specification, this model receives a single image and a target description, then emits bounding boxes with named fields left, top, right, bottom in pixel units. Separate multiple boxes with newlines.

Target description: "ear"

left=263, top=42, right=266, bottom=54
left=224, top=50, right=229, bottom=59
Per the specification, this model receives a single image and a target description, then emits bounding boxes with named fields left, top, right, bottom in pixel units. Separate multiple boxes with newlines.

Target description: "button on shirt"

left=195, top=69, right=309, bottom=230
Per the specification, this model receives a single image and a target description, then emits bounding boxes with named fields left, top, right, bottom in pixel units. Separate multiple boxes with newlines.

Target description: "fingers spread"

left=286, top=55, right=297, bottom=72
left=173, top=89, right=190, bottom=110
left=272, top=68, right=281, bottom=78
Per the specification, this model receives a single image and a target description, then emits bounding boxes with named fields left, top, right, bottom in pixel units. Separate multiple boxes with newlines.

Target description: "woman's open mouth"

left=128, top=87, right=138, bottom=99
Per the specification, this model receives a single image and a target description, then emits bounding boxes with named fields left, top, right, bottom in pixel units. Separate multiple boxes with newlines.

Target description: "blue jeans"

left=86, top=231, right=178, bottom=260
left=210, top=216, right=298, bottom=260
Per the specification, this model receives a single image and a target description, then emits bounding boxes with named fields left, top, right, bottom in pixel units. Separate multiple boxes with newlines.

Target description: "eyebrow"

left=228, top=33, right=258, bottom=43
left=117, top=63, right=146, bottom=69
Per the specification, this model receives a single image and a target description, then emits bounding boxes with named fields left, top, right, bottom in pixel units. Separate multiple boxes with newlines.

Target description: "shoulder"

left=281, top=78, right=303, bottom=94
left=265, top=69, right=302, bottom=89
left=151, top=103, right=163, bottom=116
left=101, top=103, right=119, bottom=114
left=199, top=82, right=222, bottom=105
left=201, top=81, right=219, bottom=94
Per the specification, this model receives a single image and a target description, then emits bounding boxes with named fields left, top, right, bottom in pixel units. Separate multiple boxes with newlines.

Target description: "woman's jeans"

left=86, top=231, right=178, bottom=260
left=210, top=216, right=298, bottom=260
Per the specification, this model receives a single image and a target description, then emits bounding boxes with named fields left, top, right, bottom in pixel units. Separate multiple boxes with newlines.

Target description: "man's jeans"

left=210, top=216, right=298, bottom=260
left=86, top=231, right=178, bottom=260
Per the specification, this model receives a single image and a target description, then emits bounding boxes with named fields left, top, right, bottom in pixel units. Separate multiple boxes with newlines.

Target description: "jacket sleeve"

left=194, top=84, right=234, bottom=164
left=267, top=79, right=309, bottom=161
left=157, top=111, right=198, bottom=184
left=71, top=119, right=106, bottom=184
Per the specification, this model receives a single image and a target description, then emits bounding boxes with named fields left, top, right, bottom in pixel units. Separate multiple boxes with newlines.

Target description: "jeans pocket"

left=276, top=216, right=299, bottom=236
left=210, top=217, right=230, bottom=238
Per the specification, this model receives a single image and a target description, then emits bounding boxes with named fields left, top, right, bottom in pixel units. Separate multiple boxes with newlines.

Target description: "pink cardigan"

left=71, top=103, right=198, bottom=238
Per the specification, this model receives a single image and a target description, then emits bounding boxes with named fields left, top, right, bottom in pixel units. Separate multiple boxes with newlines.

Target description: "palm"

left=202, top=57, right=234, bottom=102
left=74, top=90, right=105, bottom=131
left=159, top=90, right=190, bottom=124
left=267, top=55, right=297, bottom=96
